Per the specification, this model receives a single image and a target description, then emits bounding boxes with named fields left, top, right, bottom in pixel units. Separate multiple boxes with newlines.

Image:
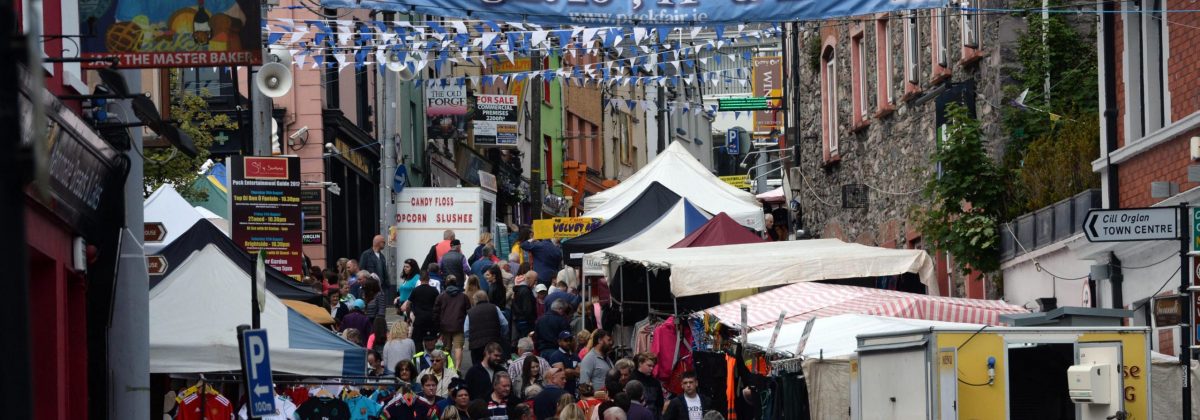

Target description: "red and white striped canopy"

left=705, top=282, right=1028, bottom=331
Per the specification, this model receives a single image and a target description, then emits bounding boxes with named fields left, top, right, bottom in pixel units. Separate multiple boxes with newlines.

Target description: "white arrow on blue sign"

left=726, top=130, right=740, bottom=155
left=1083, top=207, right=1180, bottom=242
left=242, top=329, right=276, bottom=417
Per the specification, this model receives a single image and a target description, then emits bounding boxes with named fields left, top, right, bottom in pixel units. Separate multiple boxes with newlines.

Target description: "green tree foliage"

left=918, top=103, right=1007, bottom=274
left=143, top=70, right=235, bottom=201
left=1001, top=0, right=1099, bottom=218
left=1020, top=115, right=1100, bottom=210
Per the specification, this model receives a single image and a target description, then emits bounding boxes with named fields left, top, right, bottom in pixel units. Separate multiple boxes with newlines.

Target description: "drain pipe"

left=1109, top=252, right=1123, bottom=310
left=1101, top=0, right=1119, bottom=209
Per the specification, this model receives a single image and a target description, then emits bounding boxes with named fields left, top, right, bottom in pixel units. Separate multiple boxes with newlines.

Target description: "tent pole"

left=620, top=265, right=625, bottom=327
left=645, top=269, right=651, bottom=316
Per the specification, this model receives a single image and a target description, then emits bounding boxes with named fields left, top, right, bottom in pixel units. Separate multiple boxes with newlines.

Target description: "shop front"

left=322, top=110, right=381, bottom=266
left=20, top=80, right=130, bottom=420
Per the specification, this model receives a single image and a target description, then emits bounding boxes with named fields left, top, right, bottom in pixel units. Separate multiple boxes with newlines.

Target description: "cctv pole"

left=1178, top=203, right=1192, bottom=420
left=380, top=40, right=398, bottom=296
left=250, top=1, right=271, bottom=156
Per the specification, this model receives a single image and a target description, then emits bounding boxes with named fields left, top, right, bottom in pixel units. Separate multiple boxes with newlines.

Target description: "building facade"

left=785, top=7, right=1022, bottom=298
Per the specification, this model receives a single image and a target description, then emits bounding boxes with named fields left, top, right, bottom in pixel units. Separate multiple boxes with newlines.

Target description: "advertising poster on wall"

left=473, top=94, right=519, bottom=147
left=77, top=0, right=262, bottom=68
left=426, top=83, right=469, bottom=160
left=231, top=156, right=303, bottom=280
left=752, top=56, right=784, bottom=140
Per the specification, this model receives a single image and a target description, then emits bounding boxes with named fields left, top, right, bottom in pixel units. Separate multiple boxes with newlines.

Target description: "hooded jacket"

left=434, top=285, right=471, bottom=333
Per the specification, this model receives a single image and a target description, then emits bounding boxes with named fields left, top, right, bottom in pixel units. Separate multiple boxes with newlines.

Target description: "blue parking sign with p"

left=726, top=130, right=740, bottom=155
left=242, top=329, right=276, bottom=417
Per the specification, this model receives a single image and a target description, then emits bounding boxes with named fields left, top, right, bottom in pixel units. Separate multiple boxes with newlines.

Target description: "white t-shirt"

left=685, top=394, right=703, bottom=420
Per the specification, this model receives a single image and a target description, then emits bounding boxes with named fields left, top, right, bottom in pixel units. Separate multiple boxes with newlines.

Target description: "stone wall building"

left=784, top=7, right=1025, bottom=298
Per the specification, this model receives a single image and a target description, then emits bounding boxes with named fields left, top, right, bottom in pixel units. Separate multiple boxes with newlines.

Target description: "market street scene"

left=5, top=0, right=1200, bottom=418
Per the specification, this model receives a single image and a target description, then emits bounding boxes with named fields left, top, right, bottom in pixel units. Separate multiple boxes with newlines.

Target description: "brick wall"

left=1118, top=133, right=1200, bottom=208
left=1168, top=0, right=1200, bottom=121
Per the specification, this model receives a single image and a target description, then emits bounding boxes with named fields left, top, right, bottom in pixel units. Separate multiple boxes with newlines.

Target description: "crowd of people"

left=303, top=229, right=727, bottom=420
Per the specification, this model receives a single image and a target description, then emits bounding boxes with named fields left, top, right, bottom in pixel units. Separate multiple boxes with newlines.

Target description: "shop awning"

left=745, top=314, right=982, bottom=359
left=707, top=282, right=1028, bottom=331
left=283, top=300, right=337, bottom=326
left=602, top=239, right=940, bottom=297
left=584, top=141, right=764, bottom=231
left=756, top=187, right=785, bottom=204
left=151, top=244, right=364, bottom=376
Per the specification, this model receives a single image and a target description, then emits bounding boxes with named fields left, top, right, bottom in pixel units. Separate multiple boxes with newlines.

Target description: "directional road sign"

left=241, top=329, right=276, bottom=417
left=144, top=222, right=167, bottom=242
left=1083, top=207, right=1180, bottom=242
left=146, top=256, right=168, bottom=275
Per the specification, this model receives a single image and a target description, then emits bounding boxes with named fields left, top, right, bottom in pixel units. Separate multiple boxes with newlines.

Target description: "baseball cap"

left=534, top=284, right=548, bottom=294
left=557, top=331, right=574, bottom=340
left=352, top=299, right=365, bottom=310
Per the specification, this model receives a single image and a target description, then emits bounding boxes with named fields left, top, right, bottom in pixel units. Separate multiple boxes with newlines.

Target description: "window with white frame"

left=858, top=36, right=869, bottom=118
left=876, top=17, right=894, bottom=106
left=962, top=6, right=979, bottom=48
left=936, top=7, right=948, bottom=67
left=1141, top=0, right=1167, bottom=132
left=904, top=11, right=920, bottom=85
left=823, top=47, right=839, bottom=156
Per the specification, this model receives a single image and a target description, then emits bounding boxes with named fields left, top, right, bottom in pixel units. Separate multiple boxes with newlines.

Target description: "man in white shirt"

left=663, top=371, right=710, bottom=420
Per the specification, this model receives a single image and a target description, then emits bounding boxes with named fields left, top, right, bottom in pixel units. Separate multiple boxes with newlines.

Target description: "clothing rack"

left=169, top=373, right=411, bottom=388
left=770, top=357, right=804, bottom=375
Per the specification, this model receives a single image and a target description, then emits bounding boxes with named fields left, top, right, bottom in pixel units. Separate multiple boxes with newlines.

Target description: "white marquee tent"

left=144, top=184, right=219, bottom=254
left=601, top=238, right=939, bottom=296
left=583, top=141, right=765, bottom=230
left=150, top=244, right=365, bottom=376
left=583, top=199, right=708, bottom=277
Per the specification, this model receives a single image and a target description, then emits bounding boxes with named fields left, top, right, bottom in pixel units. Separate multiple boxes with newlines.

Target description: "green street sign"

left=1192, top=207, right=1200, bottom=253
left=718, top=97, right=780, bottom=111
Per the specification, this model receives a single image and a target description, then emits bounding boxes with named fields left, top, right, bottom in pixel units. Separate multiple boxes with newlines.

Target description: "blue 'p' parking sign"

left=242, top=329, right=276, bottom=417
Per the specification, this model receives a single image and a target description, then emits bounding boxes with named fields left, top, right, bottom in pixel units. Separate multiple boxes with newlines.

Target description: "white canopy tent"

left=583, top=199, right=708, bottom=277
left=150, top=244, right=365, bottom=376
left=143, top=184, right=218, bottom=254
left=583, top=141, right=765, bottom=231
left=601, top=239, right=939, bottom=296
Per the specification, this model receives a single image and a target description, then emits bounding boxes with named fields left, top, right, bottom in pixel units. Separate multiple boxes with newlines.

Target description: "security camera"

left=289, top=126, right=309, bottom=141
left=325, top=142, right=336, bottom=153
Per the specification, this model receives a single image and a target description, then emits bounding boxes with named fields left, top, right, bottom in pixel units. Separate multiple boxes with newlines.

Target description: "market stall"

left=602, top=238, right=940, bottom=297
left=583, top=141, right=764, bottom=231
left=151, top=244, right=365, bottom=377
left=706, top=281, right=1027, bottom=331
left=582, top=198, right=708, bottom=278
left=563, top=181, right=684, bottom=266
left=151, top=220, right=322, bottom=305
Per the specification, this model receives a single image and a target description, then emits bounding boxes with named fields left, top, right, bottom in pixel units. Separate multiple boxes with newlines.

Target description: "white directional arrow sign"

left=1083, top=207, right=1180, bottom=242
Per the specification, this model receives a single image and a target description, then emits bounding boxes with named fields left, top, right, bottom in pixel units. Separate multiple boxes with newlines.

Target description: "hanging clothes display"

left=295, top=396, right=352, bottom=420
left=174, top=384, right=233, bottom=420
left=651, top=316, right=694, bottom=382
left=238, top=394, right=298, bottom=420
left=692, top=351, right=729, bottom=418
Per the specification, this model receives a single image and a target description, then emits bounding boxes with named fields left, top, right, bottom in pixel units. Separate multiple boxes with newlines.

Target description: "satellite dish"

left=256, top=62, right=293, bottom=98
left=267, top=45, right=293, bottom=67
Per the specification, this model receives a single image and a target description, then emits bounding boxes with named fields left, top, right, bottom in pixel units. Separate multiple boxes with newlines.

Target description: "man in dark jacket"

left=439, top=239, right=471, bottom=282
left=519, top=239, right=562, bottom=287
left=534, top=300, right=572, bottom=353
left=464, top=291, right=508, bottom=363
left=434, top=280, right=471, bottom=366
left=465, top=342, right=505, bottom=401
left=423, top=230, right=456, bottom=269
left=632, top=352, right=665, bottom=416
left=359, top=235, right=390, bottom=295
left=663, top=371, right=711, bottom=420
left=509, top=275, right=537, bottom=342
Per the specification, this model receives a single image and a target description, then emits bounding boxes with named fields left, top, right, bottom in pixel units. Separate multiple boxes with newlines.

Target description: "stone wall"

left=789, top=8, right=1026, bottom=298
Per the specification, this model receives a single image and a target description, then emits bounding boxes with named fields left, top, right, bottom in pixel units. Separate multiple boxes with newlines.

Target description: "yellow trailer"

left=851, top=327, right=1152, bottom=420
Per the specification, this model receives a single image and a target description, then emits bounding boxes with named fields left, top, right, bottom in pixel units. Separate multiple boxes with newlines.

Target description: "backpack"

left=510, top=285, right=536, bottom=321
